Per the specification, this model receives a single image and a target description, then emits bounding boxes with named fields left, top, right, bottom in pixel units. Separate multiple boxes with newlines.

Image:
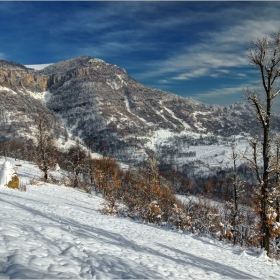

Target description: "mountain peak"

left=0, top=59, right=29, bottom=71
left=40, top=56, right=93, bottom=75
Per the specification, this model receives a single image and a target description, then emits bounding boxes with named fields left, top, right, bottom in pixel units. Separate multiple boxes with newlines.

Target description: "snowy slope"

left=0, top=158, right=279, bottom=279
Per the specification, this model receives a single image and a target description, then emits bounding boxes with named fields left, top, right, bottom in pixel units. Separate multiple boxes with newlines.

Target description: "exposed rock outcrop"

left=0, top=60, right=44, bottom=91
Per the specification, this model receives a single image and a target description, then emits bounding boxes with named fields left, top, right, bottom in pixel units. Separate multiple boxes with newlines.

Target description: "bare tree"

left=34, top=113, right=56, bottom=181
left=274, top=136, right=280, bottom=222
left=228, top=144, right=246, bottom=244
left=244, top=30, right=280, bottom=254
left=65, top=139, right=87, bottom=188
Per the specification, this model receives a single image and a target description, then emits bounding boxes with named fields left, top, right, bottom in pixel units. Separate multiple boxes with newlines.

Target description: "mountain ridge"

left=0, top=56, right=279, bottom=172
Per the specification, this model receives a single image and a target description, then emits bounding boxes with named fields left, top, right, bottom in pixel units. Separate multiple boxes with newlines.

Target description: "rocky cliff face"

left=0, top=56, right=279, bottom=167
left=0, top=60, right=66, bottom=142
left=0, top=60, right=49, bottom=90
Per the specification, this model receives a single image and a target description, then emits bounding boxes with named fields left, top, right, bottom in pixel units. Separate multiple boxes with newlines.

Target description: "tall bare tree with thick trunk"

left=34, top=113, right=56, bottom=181
left=244, top=31, right=280, bottom=254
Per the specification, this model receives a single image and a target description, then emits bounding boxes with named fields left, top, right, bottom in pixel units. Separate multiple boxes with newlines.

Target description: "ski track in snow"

left=0, top=158, right=279, bottom=279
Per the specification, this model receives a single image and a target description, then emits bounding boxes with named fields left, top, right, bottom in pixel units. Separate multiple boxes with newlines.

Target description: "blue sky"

left=1, top=1, right=280, bottom=108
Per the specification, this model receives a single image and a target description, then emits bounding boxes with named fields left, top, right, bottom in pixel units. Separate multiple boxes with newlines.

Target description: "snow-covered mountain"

left=0, top=157, right=279, bottom=279
left=0, top=60, right=67, bottom=144
left=0, top=56, right=279, bottom=173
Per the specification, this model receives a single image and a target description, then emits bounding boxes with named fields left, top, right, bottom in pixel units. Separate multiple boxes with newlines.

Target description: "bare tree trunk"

left=34, top=113, right=55, bottom=182
left=245, top=30, right=280, bottom=255
left=231, top=145, right=239, bottom=245
left=275, top=137, right=280, bottom=223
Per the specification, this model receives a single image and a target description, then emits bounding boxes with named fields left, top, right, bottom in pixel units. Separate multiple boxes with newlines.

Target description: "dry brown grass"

left=7, top=174, right=20, bottom=189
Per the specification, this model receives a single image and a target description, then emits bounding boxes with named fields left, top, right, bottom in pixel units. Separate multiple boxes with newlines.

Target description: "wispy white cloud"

left=173, top=68, right=209, bottom=80
left=192, top=77, right=263, bottom=103
left=158, top=79, right=170, bottom=84
left=218, top=70, right=230, bottom=74
left=195, top=86, right=246, bottom=99
left=191, top=86, right=248, bottom=107
left=133, top=6, right=280, bottom=83
left=0, top=52, right=6, bottom=60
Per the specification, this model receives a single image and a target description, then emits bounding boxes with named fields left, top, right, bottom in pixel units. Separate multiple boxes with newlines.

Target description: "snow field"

left=24, top=64, right=53, bottom=70
left=148, top=130, right=250, bottom=174
left=0, top=158, right=279, bottom=279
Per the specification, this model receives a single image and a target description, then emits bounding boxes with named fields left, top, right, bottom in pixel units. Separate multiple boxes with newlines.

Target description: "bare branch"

left=244, top=88, right=266, bottom=128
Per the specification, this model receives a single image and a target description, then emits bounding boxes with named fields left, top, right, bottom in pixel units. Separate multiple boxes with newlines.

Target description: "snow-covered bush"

left=101, top=199, right=129, bottom=217
left=168, top=203, right=191, bottom=231
left=143, top=201, right=163, bottom=224
left=182, top=197, right=220, bottom=236
left=0, top=161, right=20, bottom=189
